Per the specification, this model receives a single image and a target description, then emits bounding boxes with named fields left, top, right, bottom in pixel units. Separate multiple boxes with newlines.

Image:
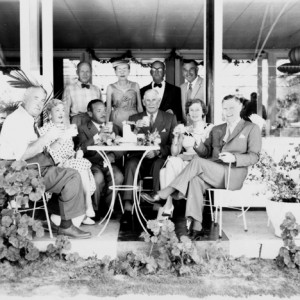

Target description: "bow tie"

left=154, top=83, right=162, bottom=88
left=81, top=83, right=90, bottom=89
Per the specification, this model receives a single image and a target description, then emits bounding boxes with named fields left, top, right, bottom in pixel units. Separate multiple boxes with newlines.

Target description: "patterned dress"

left=39, top=122, right=96, bottom=195
left=109, top=81, right=139, bottom=128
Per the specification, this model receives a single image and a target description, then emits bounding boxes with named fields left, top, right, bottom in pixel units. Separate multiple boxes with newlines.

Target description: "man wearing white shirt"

left=140, top=61, right=182, bottom=122
left=0, top=86, right=91, bottom=239
left=180, top=59, right=205, bottom=123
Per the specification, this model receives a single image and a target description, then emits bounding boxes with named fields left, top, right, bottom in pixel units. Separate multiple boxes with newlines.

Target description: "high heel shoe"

left=186, top=216, right=194, bottom=237
left=140, top=192, right=166, bottom=205
left=157, top=205, right=174, bottom=221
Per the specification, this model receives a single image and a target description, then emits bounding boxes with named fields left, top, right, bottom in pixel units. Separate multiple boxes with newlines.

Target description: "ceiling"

left=0, top=0, right=300, bottom=55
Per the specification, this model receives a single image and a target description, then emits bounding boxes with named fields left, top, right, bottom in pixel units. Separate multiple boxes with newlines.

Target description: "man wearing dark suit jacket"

left=123, top=89, right=177, bottom=217
left=141, top=95, right=262, bottom=240
left=78, top=99, right=124, bottom=217
left=140, top=60, right=182, bottom=122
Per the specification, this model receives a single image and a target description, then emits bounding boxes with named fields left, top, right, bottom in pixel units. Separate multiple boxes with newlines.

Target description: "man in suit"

left=78, top=99, right=124, bottom=217
left=122, top=89, right=177, bottom=218
left=0, top=86, right=91, bottom=239
left=180, top=59, right=205, bottom=123
left=141, top=95, right=262, bottom=240
left=140, top=60, right=182, bottom=122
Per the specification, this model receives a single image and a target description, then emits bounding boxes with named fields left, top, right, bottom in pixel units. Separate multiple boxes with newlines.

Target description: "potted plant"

left=265, top=145, right=300, bottom=237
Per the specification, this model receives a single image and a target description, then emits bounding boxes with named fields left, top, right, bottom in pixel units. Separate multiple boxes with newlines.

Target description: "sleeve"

left=78, top=126, right=95, bottom=153
left=193, top=130, right=212, bottom=158
left=235, top=124, right=262, bottom=167
left=0, top=115, right=32, bottom=160
left=160, top=114, right=177, bottom=158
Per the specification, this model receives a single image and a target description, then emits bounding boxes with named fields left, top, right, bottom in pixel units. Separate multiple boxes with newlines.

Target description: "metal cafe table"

left=87, top=143, right=160, bottom=236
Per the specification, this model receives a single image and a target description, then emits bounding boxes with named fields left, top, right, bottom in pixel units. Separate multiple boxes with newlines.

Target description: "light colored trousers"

left=166, top=157, right=228, bottom=226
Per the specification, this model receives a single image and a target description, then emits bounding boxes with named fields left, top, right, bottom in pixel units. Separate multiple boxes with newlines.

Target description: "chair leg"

left=241, top=206, right=248, bottom=232
left=219, top=206, right=223, bottom=238
left=32, top=199, right=37, bottom=219
left=118, top=193, right=124, bottom=214
left=42, top=194, right=53, bottom=239
left=214, top=205, right=218, bottom=226
left=208, top=190, right=214, bottom=222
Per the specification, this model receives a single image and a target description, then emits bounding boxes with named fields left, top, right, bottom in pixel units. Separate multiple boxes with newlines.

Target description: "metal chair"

left=17, top=162, right=54, bottom=238
left=208, top=162, right=268, bottom=238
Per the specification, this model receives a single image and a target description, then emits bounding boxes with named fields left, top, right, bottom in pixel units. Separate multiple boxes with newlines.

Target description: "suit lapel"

left=161, top=83, right=169, bottom=108
left=152, top=110, right=164, bottom=132
left=226, top=119, right=245, bottom=143
left=87, top=120, right=99, bottom=137
left=191, top=76, right=203, bottom=99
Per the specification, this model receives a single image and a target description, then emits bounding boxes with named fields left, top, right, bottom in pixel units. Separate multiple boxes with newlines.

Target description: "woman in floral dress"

left=39, top=99, right=96, bottom=225
left=158, top=99, right=213, bottom=220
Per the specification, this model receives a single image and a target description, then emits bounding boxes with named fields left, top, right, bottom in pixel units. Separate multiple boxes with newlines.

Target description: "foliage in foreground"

left=276, top=212, right=300, bottom=269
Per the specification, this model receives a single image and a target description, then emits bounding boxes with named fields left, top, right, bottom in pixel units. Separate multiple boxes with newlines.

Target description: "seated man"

left=0, top=86, right=91, bottom=239
left=141, top=95, right=262, bottom=240
left=123, top=89, right=177, bottom=221
left=78, top=99, right=124, bottom=218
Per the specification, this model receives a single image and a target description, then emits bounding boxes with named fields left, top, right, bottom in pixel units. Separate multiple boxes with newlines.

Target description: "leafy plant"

left=0, top=160, right=46, bottom=209
left=276, top=212, right=300, bottom=269
left=0, top=209, right=44, bottom=265
left=46, top=235, right=72, bottom=260
left=140, top=219, right=201, bottom=276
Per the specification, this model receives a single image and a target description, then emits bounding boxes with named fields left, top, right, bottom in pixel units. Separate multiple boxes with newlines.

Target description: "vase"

left=266, top=199, right=300, bottom=238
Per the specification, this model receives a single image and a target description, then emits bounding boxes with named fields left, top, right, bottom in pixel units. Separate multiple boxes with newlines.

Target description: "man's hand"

left=145, top=150, right=159, bottom=159
left=218, top=152, right=236, bottom=163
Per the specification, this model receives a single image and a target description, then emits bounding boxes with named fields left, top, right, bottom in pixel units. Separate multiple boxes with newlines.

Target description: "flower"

left=145, top=129, right=161, bottom=146
left=97, top=132, right=122, bottom=146
left=173, top=124, right=186, bottom=135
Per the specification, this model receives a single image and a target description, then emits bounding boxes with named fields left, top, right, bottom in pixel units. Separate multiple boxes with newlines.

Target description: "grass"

left=1, top=255, right=300, bottom=298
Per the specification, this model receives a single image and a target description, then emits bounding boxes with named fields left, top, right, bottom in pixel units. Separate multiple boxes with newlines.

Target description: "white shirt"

left=0, top=106, right=37, bottom=160
left=152, top=81, right=165, bottom=100
left=146, top=111, right=158, bottom=124
left=227, top=117, right=241, bottom=133
left=91, top=121, right=104, bottom=132
left=186, top=77, right=198, bottom=91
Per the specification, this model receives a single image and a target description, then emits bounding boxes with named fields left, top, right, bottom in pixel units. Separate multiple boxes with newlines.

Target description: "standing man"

left=62, top=61, right=102, bottom=127
left=140, top=60, right=182, bottom=122
left=122, top=89, right=177, bottom=220
left=180, top=59, right=205, bottom=123
left=78, top=99, right=124, bottom=218
left=0, top=86, right=91, bottom=239
left=141, top=95, right=262, bottom=240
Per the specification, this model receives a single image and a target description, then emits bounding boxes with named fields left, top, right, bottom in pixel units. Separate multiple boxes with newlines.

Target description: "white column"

left=42, top=0, right=53, bottom=89
left=213, top=0, right=223, bottom=124
left=20, top=0, right=40, bottom=77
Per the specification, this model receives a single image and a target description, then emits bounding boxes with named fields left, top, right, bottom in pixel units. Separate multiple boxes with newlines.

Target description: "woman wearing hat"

left=106, top=60, right=143, bottom=128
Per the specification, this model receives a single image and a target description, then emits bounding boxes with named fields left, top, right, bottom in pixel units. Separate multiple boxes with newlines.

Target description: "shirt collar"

left=147, top=111, right=158, bottom=121
left=227, top=117, right=241, bottom=132
left=187, top=76, right=199, bottom=90
left=92, top=120, right=104, bottom=130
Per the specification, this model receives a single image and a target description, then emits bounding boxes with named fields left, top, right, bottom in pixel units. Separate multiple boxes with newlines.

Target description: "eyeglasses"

left=151, top=67, right=164, bottom=72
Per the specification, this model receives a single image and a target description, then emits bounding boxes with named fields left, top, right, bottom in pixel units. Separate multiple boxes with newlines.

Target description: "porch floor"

left=33, top=206, right=285, bottom=260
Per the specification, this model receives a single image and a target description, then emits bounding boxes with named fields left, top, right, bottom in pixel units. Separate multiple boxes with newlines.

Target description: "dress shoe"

left=190, top=229, right=208, bottom=241
left=57, top=225, right=91, bottom=239
left=41, top=219, right=58, bottom=233
left=140, top=192, right=166, bottom=205
left=120, top=210, right=132, bottom=225
left=157, top=205, right=174, bottom=221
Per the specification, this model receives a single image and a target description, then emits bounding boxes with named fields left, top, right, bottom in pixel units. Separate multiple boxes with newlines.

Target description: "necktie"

left=149, top=113, right=154, bottom=130
left=81, top=83, right=90, bottom=89
left=223, top=125, right=231, bottom=143
left=186, top=83, right=193, bottom=101
left=154, top=83, right=162, bottom=88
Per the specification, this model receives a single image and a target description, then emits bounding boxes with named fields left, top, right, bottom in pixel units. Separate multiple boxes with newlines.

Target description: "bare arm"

left=135, top=83, right=143, bottom=113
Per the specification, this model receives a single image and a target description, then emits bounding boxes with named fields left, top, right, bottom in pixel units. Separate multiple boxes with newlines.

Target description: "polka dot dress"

left=39, top=122, right=96, bottom=195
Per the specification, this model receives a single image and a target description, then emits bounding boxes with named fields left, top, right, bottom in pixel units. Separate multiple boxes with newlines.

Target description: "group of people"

left=0, top=58, right=262, bottom=240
